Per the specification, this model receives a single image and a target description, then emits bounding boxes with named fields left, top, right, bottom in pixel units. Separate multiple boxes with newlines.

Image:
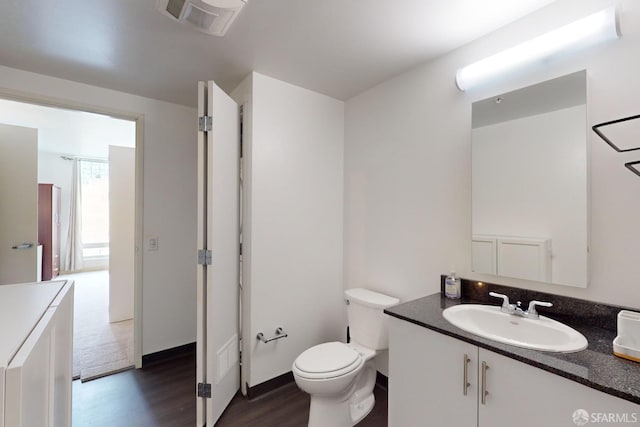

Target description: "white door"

left=196, top=81, right=240, bottom=426
left=0, top=123, right=38, bottom=285
left=108, top=145, right=135, bottom=323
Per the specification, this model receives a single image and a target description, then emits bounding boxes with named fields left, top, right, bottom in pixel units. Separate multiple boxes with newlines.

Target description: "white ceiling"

left=0, top=0, right=557, bottom=107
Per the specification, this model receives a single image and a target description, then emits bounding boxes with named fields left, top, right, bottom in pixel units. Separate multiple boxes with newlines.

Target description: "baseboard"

left=376, top=372, right=388, bottom=390
left=142, top=342, right=196, bottom=367
left=59, top=266, right=108, bottom=275
left=245, top=371, right=294, bottom=400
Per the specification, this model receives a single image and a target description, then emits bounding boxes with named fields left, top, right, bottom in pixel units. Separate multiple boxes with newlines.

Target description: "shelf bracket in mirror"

left=625, top=160, right=640, bottom=178
left=592, top=113, right=640, bottom=153
left=592, top=113, right=640, bottom=179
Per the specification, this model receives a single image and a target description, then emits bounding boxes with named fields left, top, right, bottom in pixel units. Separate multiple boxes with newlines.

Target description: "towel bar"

left=256, top=327, right=288, bottom=343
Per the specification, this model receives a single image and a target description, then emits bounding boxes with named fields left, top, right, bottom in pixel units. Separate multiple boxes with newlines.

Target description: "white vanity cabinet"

left=0, top=281, right=74, bottom=427
left=388, top=318, right=478, bottom=426
left=478, top=348, right=639, bottom=427
left=389, top=317, right=640, bottom=427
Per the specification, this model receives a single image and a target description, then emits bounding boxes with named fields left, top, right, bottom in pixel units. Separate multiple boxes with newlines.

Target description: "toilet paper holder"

left=256, top=327, right=288, bottom=343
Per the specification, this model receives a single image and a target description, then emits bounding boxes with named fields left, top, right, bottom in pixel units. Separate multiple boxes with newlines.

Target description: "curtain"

left=63, top=159, right=83, bottom=272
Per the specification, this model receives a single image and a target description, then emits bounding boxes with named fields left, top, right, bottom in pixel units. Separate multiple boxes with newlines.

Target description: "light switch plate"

left=148, top=237, right=159, bottom=251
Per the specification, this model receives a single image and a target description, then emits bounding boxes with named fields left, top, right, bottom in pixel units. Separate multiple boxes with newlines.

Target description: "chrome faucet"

left=489, top=292, right=552, bottom=319
left=525, top=300, right=553, bottom=319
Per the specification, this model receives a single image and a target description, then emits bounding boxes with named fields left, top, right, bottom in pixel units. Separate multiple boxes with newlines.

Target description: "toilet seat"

left=293, top=342, right=363, bottom=380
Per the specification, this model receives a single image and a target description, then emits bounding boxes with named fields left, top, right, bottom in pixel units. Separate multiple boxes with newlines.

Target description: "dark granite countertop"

left=385, top=290, right=640, bottom=405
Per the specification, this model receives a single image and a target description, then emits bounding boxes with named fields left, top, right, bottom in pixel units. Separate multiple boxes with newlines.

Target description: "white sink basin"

left=442, top=304, right=588, bottom=353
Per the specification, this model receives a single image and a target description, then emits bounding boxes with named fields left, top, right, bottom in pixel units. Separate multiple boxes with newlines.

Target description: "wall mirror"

left=471, top=70, right=588, bottom=288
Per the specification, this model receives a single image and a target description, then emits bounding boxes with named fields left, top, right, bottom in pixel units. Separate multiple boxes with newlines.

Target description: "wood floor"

left=217, top=382, right=388, bottom=427
left=72, top=352, right=388, bottom=426
left=72, top=352, right=196, bottom=426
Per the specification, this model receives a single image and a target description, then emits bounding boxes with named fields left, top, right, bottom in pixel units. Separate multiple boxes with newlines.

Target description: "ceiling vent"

left=157, top=0, right=247, bottom=36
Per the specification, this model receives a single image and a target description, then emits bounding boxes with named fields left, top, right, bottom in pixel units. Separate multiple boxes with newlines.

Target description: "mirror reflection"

left=471, top=70, right=588, bottom=288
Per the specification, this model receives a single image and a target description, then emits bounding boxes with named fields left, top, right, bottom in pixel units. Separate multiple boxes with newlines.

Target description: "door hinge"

left=239, top=105, right=244, bottom=158
left=197, top=249, right=212, bottom=265
left=199, top=116, right=212, bottom=132
left=197, top=382, right=212, bottom=398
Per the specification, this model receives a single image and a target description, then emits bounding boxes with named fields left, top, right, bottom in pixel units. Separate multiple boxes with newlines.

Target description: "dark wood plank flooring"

left=72, top=353, right=196, bottom=426
left=218, top=382, right=387, bottom=427
left=72, top=353, right=387, bottom=426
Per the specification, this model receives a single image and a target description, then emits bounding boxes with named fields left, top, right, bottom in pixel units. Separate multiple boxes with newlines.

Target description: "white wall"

left=472, top=105, right=588, bottom=286
left=236, top=72, right=345, bottom=388
left=344, top=58, right=469, bottom=304
left=0, top=65, right=197, bottom=355
left=345, top=0, right=640, bottom=321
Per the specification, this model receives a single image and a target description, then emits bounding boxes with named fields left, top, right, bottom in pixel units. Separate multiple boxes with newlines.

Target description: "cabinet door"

left=389, top=318, right=478, bottom=427
left=38, top=184, right=54, bottom=281
left=478, top=348, right=640, bottom=427
left=5, top=308, right=56, bottom=427
left=52, top=186, right=60, bottom=277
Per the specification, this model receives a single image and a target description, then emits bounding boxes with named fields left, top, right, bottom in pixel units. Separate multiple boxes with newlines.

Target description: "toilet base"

left=308, top=395, right=353, bottom=427
left=307, top=391, right=376, bottom=427
left=350, top=393, right=375, bottom=425
left=306, top=360, right=377, bottom=427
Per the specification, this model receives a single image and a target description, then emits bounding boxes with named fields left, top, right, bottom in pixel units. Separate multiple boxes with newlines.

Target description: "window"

left=80, top=160, right=109, bottom=258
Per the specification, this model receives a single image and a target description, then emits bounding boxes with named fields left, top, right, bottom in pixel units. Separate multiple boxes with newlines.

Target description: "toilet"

left=292, top=288, right=399, bottom=427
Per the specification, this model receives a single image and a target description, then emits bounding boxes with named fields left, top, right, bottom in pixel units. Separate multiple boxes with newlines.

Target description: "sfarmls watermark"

left=573, top=409, right=639, bottom=425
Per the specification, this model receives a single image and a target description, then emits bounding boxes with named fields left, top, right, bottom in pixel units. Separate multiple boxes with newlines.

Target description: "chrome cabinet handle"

left=12, top=242, right=34, bottom=250
left=481, top=361, right=489, bottom=405
left=463, top=353, right=471, bottom=396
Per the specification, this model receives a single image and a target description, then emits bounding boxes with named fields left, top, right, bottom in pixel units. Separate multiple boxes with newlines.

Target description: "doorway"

left=0, top=97, right=142, bottom=379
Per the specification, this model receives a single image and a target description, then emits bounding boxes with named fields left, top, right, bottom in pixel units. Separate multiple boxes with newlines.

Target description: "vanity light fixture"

left=456, top=7, right=619, bottom=91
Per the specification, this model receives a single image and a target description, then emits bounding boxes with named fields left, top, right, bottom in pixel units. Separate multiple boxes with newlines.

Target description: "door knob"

left=12, top=242, right=34, bottom=250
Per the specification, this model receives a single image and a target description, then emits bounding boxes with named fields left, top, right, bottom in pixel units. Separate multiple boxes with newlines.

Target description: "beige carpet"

left=59, top=270, right=134, bottom=382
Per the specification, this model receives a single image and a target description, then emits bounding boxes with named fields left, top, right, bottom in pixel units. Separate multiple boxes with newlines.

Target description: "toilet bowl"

left=293, top=341, right=377, bottom=427
left=292, top=288, right=399, bottom=427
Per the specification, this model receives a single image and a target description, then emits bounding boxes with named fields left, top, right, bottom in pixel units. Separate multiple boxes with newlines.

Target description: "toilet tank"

left=345, top=288, right=399, bottom=350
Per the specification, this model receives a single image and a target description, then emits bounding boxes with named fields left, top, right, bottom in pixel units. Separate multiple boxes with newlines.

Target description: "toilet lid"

left=294, top=342, right=361, bottom=376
